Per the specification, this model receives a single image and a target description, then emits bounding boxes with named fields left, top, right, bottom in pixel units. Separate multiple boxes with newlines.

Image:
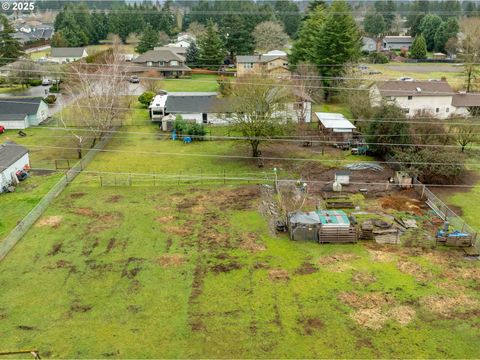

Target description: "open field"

left=368, top=63, right=465, bottom=90
left=0, top=124, right=479, bottom=358
left=163, top=74, right=219, bottom=92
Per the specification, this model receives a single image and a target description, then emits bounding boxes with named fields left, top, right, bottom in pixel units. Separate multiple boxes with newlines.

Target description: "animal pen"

left=288, top=210, right=357, bottom=243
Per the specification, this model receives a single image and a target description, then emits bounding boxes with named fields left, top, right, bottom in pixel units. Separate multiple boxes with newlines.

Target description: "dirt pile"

left=157, top=254, right=185, bottom=267
left=269, top=269, right=290, bottom=281
left=421, top=295, right=479, bottom=318
left=380, top=195, right=424, bottom=215
left=36, top=215, right=62, bottom=228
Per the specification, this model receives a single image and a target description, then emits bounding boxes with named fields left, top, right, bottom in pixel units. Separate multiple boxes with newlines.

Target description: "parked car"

left=129, top=75, right=140, bottom=83
left=41, top=78, right=51, bottom=86
left=0, top=125, right=5, bottom=134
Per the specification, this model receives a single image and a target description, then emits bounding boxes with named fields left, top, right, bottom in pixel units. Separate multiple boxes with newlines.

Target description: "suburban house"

left=149, top=91, right=312, bottom=125
left=49, top=47, right=88, bottom=63
left=315, top=112, right=356, bottom=142
left=0, top=141, right=30, bottom=192
left=361, top=37, right=377, bottom=52
left=382, top=36, right=413, bottom=50
left=132, top=49, right=191, bottom=77
left=166, top=40, right=191, bottom=48
left=236, top=50, right=290, bottom=77
left=451, top=92, right=480, bottom=116
left=0, top=97, right=49, bottom=129
left=369, top=80, right=455, bottom=119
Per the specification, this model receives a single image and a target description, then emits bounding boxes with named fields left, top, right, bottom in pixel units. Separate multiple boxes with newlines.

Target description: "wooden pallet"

left=318, top=227, right=357, bottom=243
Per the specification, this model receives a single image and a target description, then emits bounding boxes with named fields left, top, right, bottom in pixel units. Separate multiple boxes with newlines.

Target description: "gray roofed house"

left=154, top=46, right=187, bottom=57
left=0, top=97, right=49, bottom=129
left=165, top=93, right=233, bottom=114
left=374, top=80, right=454, bottom=97
left=0, top=141, right=30, bottom=191
left=236, top=50, right=290, bottom=77
left=50, top=47, right=88, bottom=63
left=382, top=36, right=413, bottom=50
left=131, top=49, right=191, bottom=77
left=452, top=92, right=480, bottom=107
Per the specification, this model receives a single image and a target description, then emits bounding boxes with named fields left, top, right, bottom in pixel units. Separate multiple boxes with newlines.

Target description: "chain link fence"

left=0, top=130, right=117, bottom=261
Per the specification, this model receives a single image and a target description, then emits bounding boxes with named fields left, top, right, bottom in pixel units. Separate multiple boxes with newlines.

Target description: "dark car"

left=129, top=75, right=140, bottom=83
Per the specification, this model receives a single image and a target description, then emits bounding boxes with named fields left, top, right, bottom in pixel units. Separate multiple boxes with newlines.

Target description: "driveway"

left=0, top=85, right=51, bottom=98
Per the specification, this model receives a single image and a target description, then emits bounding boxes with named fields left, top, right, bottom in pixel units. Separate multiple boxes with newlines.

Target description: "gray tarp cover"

left=289, top=212, right=320, bottom=225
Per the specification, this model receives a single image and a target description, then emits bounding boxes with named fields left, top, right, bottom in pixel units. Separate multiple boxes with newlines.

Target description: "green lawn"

left=163, top=74, right=219, bottom=93
left=0, top=123, right=479, bottom=357
left=28, top=49, right=51, bottom=60
left=0, top=85, right=24, bottom=94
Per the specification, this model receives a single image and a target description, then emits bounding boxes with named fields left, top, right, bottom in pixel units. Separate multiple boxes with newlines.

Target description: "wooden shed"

left=315, top=112, right=356, bottom=143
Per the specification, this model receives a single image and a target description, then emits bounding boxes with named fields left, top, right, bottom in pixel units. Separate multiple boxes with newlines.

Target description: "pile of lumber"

left=359, top=221, right=374, bottom=240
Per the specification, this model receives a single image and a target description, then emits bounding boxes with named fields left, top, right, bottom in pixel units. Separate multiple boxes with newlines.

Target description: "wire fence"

left=0, top=130, right=117, bottom=262
left=413, top=178, right=479, bottom=249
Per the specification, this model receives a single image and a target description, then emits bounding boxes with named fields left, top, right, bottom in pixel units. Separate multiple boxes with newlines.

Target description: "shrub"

left=138, top=91, right=156, bottom=107
left=43, top=95, right=57, bottom=104
left=28, top=79, right=42, bottom=86
left=368, top=52, right=389, bottom=64
left=49, top=84, right=61, bottom=93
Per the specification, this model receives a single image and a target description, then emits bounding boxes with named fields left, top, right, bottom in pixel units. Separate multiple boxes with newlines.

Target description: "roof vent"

left=416, top=87, right=422, bottom=92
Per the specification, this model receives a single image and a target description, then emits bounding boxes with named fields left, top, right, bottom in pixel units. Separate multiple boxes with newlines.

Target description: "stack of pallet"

left=359, top=221, right=374, bottom=240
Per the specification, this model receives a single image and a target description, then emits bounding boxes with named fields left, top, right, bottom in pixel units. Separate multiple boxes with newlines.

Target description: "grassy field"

left=0, top=124, right=479, bottom=358
left=0, top=85, right=24, bottom=94
left=163, top=74, right=219, bottom=93
left=28, top=49, right=51, bottom=60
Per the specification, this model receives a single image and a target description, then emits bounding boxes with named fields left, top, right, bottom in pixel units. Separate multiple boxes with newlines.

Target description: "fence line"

left=0, top=130, right=117, bottom=261
left=413, top=178, right=478, bottom=248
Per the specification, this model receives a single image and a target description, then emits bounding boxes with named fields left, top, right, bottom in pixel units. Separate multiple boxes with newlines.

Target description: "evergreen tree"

left=136, top=24, right=159, bottom=54
left=289, top=4, right=326, bottom=66
left=374, top=0, right=396, bottom=31
left=407, top=0, right=429, bottom=36
left=410, top=34, right=427, bottom=59
left=50, top=32, right=67, bottom=47
left=315, top=1, right=361, bottom=98
left=223, top=15, right=254, bottom=59
left=419, top=14, right=443, bottom=51
left=274, top=0, right=301, bottom=37
left=90, top=11, right=109, bottom=44
left=198, top=20, right=225, bottom=68
left=186, top=42, right=199, bottom=65
left=434, top=17, right=459, bottom=52
left=363, top=9, right=386, bottom=39
left=0, top=15, right=24, bottom=66
left=159, top=0, right=177, bottom=36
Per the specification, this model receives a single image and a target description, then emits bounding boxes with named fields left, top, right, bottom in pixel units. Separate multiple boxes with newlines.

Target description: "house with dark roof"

left=370, top=80, right=455, bottom=118
left=0, top=141, right=30, bottom=192
left=451, top=92, right=480, bottom=116
left=236, top=50, right=290, bottom=77
left=49, top=47, right=88, bottom=63
left=0, top=97, right=49, bottom=129
left=148, top=91, right=312, bottom=125
left=132, top=49, right=191, bottom=77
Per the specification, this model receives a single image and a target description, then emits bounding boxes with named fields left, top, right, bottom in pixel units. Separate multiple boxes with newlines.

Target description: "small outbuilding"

left=315, top=112, right=356, bottom=142
left=335, top=171, right=351, bottom=185
left=0, top=141, right=30, bottom=192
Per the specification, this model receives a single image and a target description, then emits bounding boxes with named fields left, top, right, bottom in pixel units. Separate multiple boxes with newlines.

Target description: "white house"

left=0, top=97, right=49, bottom=129
left=361, top=37, right=377, bottom=53
left=149, top=91, right=312, bottom=125
left=369, top=80, right=455, bottom=119
left=166, top=40, right=191, bottom=48
left=0, top=141, right=30, bottom=192
left=451, top=92, right=480, bottom=116
left=382, top=36, right=413, bottom=50
left=49, top=47, right=88, bottom=63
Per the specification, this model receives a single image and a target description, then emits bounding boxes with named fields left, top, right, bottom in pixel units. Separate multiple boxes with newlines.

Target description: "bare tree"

left=451, top=121, right=478, bottom=152
left=291, top=63, right=322, bottom=124
left=141, top=70, right=163, bottom=93
left=339, top=66, right=374, bottom=124
left=459, top=18, right=480, bottom=92
left=253, top=21, right=289, bottom=53
left=10, top=60, right=38, bottom=88
left=229, top=75, right=293, bottom=157
left=186, top=22, right=206, bottom=39
left=63, top=39, right=130, bottom=158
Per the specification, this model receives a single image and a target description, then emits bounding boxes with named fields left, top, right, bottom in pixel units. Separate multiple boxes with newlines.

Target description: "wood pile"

left=359, top=221, right=374, bottom=240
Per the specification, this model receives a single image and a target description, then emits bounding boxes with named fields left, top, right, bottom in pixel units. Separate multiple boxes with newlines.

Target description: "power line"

left=2, top=142, right=473, bottom=167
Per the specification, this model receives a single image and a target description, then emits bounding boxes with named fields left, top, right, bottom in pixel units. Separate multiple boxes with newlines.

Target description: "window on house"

left=436, top=108, right=440, bottom=113
left=159, top=61, right=165, bottom=66
left=407, top=96, right=413, bottom=100
left=171, top=61, right=178, bottom=66
left=244, top=63, right=253, bottom=69
left=403, top=108, right=410, bottom=114
left=446, top=107, right=450, bottom=113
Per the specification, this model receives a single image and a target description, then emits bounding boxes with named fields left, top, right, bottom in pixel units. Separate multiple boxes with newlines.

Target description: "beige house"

left=236, top=50, right=290, bottom=77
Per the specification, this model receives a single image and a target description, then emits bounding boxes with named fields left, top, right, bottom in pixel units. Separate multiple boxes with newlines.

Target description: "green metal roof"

left=316, top=210, right=350, bottom=226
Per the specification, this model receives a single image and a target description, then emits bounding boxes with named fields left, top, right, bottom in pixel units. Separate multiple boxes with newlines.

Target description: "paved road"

left=0, top=85, right=51, bottom=98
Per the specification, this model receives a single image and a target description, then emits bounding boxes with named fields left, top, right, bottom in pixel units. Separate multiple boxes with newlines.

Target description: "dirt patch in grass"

left=70, top=302, right=92, bottom=313
left=127, top=305, right=142, bottom=313
left=388, top=305, right=416, bottom=326
left=442, top=267, right=480, bottom=281
left=87, top=212, right=123, bottom=233
left=74, top=207, right=97, bottom=217
left=367, top=248, right=397, bottom=263
left=421, top=295, right=479, bottom=318
left=70, top=192, right=86, bottom=199
left=106, top=195, right=123, bottom=203
left=240, top=233, right=266, bottom=252
left=339, top=291, right=394, bottom=310
left=36, top=215, right=62, bottom=228
left=211, top=261, right=242, bottom=273
left=48, top=242, right=63, bottom=256
left=253, top=262, right=270, bottom=270
left=121, top=257, right=144, bottom=279
left=318, top=253, right=359, bottom=265
left=423, top=250, right=462, bottom=265
left=268, top=269, right=290, bottom=281
left=352, top=271, right=377, bottom=286
left=300, top=316, right=324, bottom=335
left=380, top=195, right=424, bottom=215
left=397, top=260, right=433, bottom=282
left=157, top=254, right=185, bottom=267
left=295, top=262, right=319, bottom=275
left=213, top=186, right=260, bottom=211
left=351, top=308, right=388, bottom=330
left=156, top=215, right=175, bottom=224
left=163, top=224, right=193, bottom=237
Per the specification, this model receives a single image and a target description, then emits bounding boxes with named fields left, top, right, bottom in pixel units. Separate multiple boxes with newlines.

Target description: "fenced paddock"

left=0, top=130, right=117, bottom=261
